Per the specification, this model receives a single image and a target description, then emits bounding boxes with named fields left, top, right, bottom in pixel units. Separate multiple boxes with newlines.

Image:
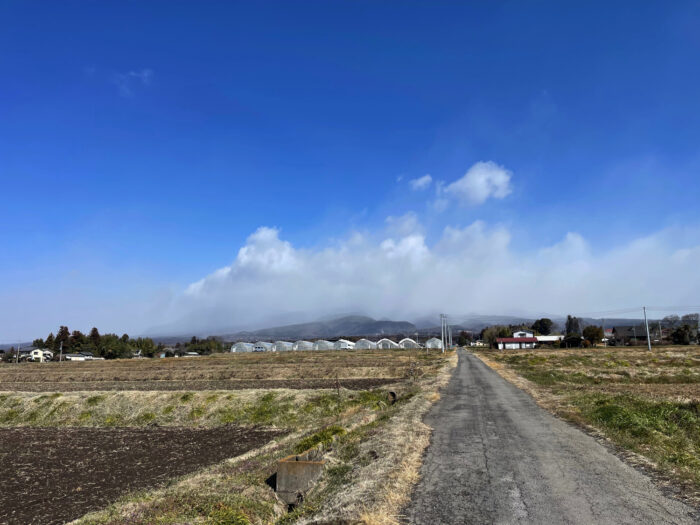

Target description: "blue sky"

left=2, top=1, right=700, bottom=340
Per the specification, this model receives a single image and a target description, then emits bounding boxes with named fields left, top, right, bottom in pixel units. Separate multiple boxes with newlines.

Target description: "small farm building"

left=377, top=338, right=399, bottom=349
left=496, top=337, right=537, bottom=350
left=334, top=339, right=355, bottom=350
left=293, top=340, right=314, bottom=351
left=513, top=330, right=534, bottom=338
left=313, top=340, right=334, bottom=350
left=399, top=338, right=420, bottom=349
left=354, top=338, right=377, bottom=349
left=273, top=341, right=293, bottom=352
left=253, top=341, right=274, bottom=352
left=425, top=337, right=443, bottom=349
left=231, top=342, right=254, bottom=353
left=535, top=335, right=564, bottom=344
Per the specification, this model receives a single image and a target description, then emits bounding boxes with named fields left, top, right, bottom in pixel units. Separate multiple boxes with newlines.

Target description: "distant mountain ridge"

left=218, top=315, right=417, bottom=342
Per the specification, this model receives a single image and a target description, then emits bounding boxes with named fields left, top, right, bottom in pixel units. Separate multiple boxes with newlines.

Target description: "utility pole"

left=643, top=306, right=652, bottom=351
left=15, top=341, right=20, bottom=364
left=440, top=314, right=446, bottom=353
left=59, top=341, right=63, bottom=363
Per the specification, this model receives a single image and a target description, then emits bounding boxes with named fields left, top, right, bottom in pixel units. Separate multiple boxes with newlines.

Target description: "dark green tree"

left=55, top=326, right=71, bottom=352
left=671, top=325, right=692, bottom=345
left=582, top=325, right=604, bottom=345
left=45, top=333, right=55, bottom=350
left=32, top=338, right=45, bottom=348
left=89, top=327, right=101, bottom=348
left=531, top=318, right=553, bottom=335
left=565, top=315, right=581, bottom=335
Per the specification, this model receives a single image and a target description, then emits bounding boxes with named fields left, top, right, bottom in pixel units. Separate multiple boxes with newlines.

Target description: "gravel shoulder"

left=405, top=349, right=698, bottom=524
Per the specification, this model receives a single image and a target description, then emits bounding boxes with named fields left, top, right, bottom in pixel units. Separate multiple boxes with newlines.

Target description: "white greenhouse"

left=334, top=339, right=355, bottom=350
left=354, top=338, right=377, bottom=350
left=313, top=340, right=334, bottom=350
left=376, top=338, right=399, bottom=349
left=273, top=341, right=293, bottom=352
left=231, top=342, right=254, bottom=353
left=293, top=340, right=314, bottom=351
left=425, top=337, right=443, bottom=349
left=253, top=341, right=274, bottom=352
left=399, top=338, right=420, bottom=349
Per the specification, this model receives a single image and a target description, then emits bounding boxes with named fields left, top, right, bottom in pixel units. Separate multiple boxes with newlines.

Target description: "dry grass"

left=293, top=351, right=458, bottom=525
left=59, top=350, right=456, bottom=525
left=0, top=350, right=435, bottom=387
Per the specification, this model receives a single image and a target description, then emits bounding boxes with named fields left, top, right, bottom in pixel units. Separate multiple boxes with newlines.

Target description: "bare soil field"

left=475, top=345, right=700, bottom=500
left=0, top=426, right=282, bottom=525
left=0, top=350, right=425, bottom=391
left=0, top=377, right=395, bottom=392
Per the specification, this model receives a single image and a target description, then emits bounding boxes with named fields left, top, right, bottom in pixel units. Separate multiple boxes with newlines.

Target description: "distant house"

left=334, top=339, right=355, bottom=350
left=253, top=341, right=273, bottom=352
left=470, top=340, right=487, bottom=347
left=496, top=337, right=537, bottom=350
left=513, top=330, right=534, bottom=338
left=293, top=340, right=314, bottom=351
left=376, top=338, right=399, bottom=349
left=398, top=338, right=420, bottom=349
left=231, top=342, right=254, bottom=353
left=354, top=338, right=377, bottom=350
left=425, top=337, right=443, bottom=349
left=29, top=349, right=53, bottom=362
left=313, top=340, right=334, bottom=350
left=64, top=353, right=89, bottom=361
left=273, top=341, right=293, bottom=352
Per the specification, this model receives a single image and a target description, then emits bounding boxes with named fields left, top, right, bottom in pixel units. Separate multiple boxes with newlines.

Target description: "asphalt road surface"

left=405, top=349, right=698, bottom=525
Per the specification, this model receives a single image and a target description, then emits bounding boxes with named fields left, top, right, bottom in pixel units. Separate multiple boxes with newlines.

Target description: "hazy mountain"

left=216, top=315, right=416, bottom=342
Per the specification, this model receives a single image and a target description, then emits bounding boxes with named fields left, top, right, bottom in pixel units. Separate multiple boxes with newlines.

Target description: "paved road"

left=405, top=350, right=698, bottom=525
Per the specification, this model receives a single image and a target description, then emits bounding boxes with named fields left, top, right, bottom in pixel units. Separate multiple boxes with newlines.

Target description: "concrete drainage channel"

left=275, top=390, right=399, bottom=509
left=276, top=447, right=327, bottom=506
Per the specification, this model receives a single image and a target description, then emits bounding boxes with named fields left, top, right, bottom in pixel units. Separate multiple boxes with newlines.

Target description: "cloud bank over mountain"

left=163, top=218, right=700, bottom=334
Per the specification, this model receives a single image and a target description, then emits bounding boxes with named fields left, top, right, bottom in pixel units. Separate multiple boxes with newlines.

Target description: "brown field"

left=0, top=349, right=452, bottom=525
left=0, top=350, right=423, bottom=391
left=475, top=345, right=700, bottom=500
left=0, top=426, right=282, bottom=525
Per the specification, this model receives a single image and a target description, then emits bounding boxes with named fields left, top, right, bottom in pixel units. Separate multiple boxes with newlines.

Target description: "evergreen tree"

left=45, top=333, right=55, bottom=350
left=55, top=326, right=71, bottom=351
left=89, top=327, right=101, bottom=348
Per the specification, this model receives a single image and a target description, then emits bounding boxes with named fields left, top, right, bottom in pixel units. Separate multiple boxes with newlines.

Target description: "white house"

left=376, top=338, right=399, bottom=349
left=470, top=340, right=487, bottom=347
left=29, top=349, right=53, bottom=362
left=273, top=341, right=293, bottom=352
left=354, top=338, right=377, bottom=350
left=513, top=330, right=534, bottom=338
left=399, top=338, right=420, bottom=349
left=313, top=340, right=334, bottom=350
left=231, top=342, right=254, bottom=353
left=293, top=340, right=314, bottom=351
left=253, top=341, right=273, bottom=352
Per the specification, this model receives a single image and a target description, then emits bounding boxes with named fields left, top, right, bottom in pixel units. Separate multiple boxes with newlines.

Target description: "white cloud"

left=113, top=69, right=153, bottom=97
left=160, top=223, right=700, bottom=334
left=445, top=161, right=513, bottom=205
left=409, top=174, right=433, bottom=190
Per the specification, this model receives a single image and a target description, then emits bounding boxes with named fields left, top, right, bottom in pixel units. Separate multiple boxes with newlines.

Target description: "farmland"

left=474, top=345, right=700, bottom=503
left=0, top=349, right=455, bottom=525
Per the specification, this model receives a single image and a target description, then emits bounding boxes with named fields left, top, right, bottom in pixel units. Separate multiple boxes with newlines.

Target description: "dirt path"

left=0, top=426, right=282, bottom=525
left=404, top=349, right=698, bottom=524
